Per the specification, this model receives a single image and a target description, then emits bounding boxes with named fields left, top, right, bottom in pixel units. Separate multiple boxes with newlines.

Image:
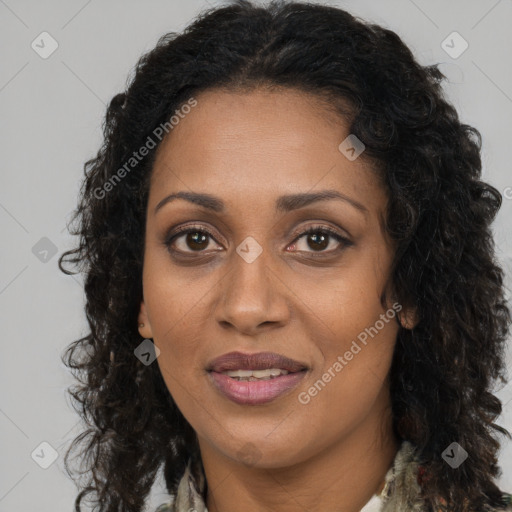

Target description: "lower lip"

left=208, top=371, right=307, bottom=405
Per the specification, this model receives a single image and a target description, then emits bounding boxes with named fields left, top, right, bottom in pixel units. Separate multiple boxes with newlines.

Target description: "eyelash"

left=164, top=224, right=352, bottom=257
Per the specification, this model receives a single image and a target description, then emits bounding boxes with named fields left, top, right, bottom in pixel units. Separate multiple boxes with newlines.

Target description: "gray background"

left=1, top=0, right=511, bottom=510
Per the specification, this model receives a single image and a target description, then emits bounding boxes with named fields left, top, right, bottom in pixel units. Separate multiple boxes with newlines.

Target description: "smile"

left=206, top=351, right=308, bottom=405
left=208, top=369, right=307, bottom=405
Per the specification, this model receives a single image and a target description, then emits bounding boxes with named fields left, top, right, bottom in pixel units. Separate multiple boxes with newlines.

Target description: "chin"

left=217, top=433, right=311, bottom=469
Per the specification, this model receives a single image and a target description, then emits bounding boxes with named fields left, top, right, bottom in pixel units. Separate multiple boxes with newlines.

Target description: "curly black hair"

left=58, top=1, right=512, bottom=511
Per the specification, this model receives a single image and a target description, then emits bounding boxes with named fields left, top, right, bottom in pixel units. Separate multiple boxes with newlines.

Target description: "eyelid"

left=288, top=223, right=350, bottom=243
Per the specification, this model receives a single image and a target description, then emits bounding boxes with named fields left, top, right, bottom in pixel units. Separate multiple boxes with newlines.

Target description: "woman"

left=59, top=1, right=512, bottom=511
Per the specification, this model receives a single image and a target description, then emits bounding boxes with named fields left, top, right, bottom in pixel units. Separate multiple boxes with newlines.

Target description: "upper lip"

left=207, top=351, right=308, bottom=373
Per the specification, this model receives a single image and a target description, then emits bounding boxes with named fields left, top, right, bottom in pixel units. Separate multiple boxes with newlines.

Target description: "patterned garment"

left=155, top=441, right=512, bottom=512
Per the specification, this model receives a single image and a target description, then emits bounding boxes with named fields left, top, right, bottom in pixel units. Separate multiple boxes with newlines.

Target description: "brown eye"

left=182, top=231, right=210, bottom=251
left=291, top=226, right=351, bottom=254
left=165, top=226, right=220, bottom=253
left=164, top=223, right=352, bottom=257
left=304, top=232, right=329, bottom=251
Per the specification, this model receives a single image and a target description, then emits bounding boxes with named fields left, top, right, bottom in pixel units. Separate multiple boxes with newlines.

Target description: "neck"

left=200, top=401, right=399, bottom=512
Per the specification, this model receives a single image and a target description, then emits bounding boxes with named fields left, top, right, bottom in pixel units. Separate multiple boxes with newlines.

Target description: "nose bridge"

left=216, top=235, right=289, bottom=332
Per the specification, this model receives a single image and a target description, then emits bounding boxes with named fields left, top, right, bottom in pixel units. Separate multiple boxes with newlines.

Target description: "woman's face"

left=139, top=87, right=410, bottom=468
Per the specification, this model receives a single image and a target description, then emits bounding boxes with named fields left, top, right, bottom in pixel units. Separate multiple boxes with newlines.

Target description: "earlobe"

left=383, top=285, right=419, bottom=330
left=398, top=306, right=419, bottom=330
left=384, top=285, right=419, bottom=330
left=138, top=301, right=154, bottom=338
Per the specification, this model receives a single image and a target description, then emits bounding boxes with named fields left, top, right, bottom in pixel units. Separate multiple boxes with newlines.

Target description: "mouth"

left=206, top=351, right=308, bottom=405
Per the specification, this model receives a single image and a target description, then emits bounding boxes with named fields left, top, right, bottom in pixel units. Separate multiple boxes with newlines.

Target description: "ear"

left=138, top=300, right=154, bottom=339
left=397, top=304, right=419, bottom=330
left=383, top=282, right=419, bottom=330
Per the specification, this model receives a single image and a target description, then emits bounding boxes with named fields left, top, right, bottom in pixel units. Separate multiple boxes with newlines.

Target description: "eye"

left=165, top=225, right=221, bottom=253
left=289, top=225, right=352, bottom=254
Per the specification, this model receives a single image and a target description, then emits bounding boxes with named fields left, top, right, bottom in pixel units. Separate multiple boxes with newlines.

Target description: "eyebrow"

left=154, top=189, right=369, bottom=216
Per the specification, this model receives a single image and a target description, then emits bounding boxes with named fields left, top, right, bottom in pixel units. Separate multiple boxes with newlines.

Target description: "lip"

left=207, top=351, right=308, bottom=405
left=207, top=351, right=307, bottom=373
left=209, top=371, right=307, bottom=405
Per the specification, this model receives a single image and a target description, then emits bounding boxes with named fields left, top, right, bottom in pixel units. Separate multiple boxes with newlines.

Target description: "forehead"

left=149, top=87, right=385, bottom=214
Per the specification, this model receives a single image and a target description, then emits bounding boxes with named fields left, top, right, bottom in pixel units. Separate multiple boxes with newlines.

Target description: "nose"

left=215, top=243, right=290, bottom=335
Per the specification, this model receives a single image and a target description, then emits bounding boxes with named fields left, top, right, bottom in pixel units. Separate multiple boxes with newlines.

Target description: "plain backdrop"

left=1, top=0, right=511, bottom=510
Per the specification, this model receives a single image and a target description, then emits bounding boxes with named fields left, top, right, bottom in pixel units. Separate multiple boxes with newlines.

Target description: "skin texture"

left=138, top=88, right=416, bottom=512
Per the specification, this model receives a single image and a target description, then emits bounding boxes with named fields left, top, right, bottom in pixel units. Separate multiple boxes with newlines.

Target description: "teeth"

left=225, top=370, right=253, bottom=378
left=223, top=368, right=290, bottom=380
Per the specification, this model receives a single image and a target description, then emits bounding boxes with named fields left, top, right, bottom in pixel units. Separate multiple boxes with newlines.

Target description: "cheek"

left=299, top=318, right=398, bottom=439
left=300, top=254, right=399, bottom=398
left=143, top=250, right=211, bottom=343
left=319, top=289, right=399, bottom=390
left=300, top=256, right=391, bottom=341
